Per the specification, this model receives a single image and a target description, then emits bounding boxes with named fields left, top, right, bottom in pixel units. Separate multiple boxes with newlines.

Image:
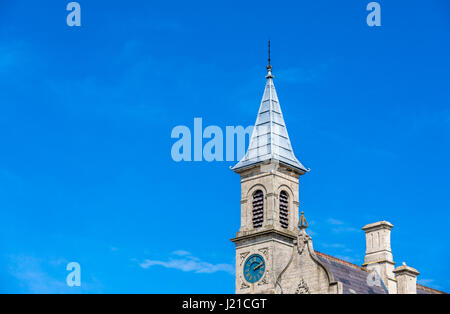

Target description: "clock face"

left=243, top=254, right=266, bottom=283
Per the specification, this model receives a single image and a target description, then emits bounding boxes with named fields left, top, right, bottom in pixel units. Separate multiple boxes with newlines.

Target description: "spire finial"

left=299, top=211, right=308, bottom=230
left=266, top=40, right=273, bottom=78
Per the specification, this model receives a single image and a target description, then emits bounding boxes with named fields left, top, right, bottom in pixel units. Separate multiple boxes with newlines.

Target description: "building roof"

left=316, top=251, right=446, bottom=294
left=417, top=284, right=447, bottom=295
left=232, top=66, right=307, bottom=172
left=316, top=251, right=388, bottom=294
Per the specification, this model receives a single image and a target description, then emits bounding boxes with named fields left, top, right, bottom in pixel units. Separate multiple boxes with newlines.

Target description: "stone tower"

left=231, top=60, right=309, bottom=293
left=229, top=56, right=441, bottom=295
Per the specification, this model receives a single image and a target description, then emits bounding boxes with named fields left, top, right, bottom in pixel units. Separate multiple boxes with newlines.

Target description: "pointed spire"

left=232, top=44, right=308, bottom=173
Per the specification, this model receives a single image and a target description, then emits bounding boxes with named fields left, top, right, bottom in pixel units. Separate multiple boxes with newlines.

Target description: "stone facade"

left=273, top=229, right=341, bottom=294
left=231, top=160, right=340, bottom=294
left=230, top=61, right=444, bottom=295
left=236, top=161, right=300, bottom=235
left=230, top=158, right=441, bottom=294
left=232, top=161, right=304, bottom=294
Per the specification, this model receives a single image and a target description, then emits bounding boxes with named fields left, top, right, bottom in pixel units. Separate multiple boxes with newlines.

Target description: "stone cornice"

left=231, top=228, right=297, bottom=244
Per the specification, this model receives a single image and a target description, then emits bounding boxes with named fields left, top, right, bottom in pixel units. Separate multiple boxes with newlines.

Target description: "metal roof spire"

left=266, top=40, right=273, bottom=79
left=232, top=43, right=308, bottom=173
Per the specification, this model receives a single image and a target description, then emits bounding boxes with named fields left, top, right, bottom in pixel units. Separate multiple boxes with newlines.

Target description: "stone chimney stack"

left=362, top=221, right=397, bottom=294
left=394, top=263, right=420, bottom=294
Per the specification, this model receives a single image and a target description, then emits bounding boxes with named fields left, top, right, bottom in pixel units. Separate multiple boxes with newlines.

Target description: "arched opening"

left=279, top=191, right=289, bottom=229
left=252, top=190, right=264, bottom=228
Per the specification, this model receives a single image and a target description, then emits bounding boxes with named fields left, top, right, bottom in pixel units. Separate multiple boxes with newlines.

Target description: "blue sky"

left=0, top=0, right=449, bottom=293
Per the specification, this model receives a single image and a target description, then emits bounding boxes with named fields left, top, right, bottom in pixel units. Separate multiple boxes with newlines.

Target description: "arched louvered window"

left=279, top=191, right=289, bottom=229
left=252, top=190, right=264, bottom=228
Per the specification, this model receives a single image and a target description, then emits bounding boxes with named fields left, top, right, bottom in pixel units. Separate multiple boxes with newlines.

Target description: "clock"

left=243, top=254, right=266, bottom=283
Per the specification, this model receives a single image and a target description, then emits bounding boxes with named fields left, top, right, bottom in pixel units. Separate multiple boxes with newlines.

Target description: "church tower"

left=229, top=47, right=442, bottom=295
left=231, top=50, right=309, bottom=293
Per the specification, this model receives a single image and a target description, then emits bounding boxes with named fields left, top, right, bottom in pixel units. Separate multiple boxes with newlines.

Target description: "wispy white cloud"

left=322, top=243, right=346, bottom=249
left=138, top=251, right=234, bottom=275
left=7, top=255, right=70, bottom=294
left=327, top=218, right=345, bottom=225
left=172, top=250, right=191, bottom=257
left=325, top=217, right=359, bottom=234
left=6, top=255, right=102, bottom=294
left=418, top=279, right=434, bottom=285
left=334, top=255, right=359, bottom=264
left=331, top=226, right=358, bottom=234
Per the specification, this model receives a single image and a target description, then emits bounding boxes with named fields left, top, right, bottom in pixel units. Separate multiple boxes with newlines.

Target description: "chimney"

left=394, top=263, right=420, bottom=294
left=362, top=221, right=397, bottom=293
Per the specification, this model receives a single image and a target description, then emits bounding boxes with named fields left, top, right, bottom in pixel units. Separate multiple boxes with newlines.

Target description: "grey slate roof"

left=316, top=252, right=388, bottom=294
left=317, top=252, right=446, bottom=294
left=417, top=284, right=446, bottom=294
left=232, top=68, right=307, bottom=172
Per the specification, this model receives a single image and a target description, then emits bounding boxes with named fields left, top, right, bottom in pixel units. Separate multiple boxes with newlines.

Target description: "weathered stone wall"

left=275, top=232, right=339, bottom=294
left=234, top=235, right=293, bottom=294
left=232, top=161, right=340, bottom=294
left=237, top=163, right=301, bottom=236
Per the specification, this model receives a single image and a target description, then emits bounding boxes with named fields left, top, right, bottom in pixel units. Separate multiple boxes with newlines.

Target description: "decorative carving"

left=258, top=274, right=268, bottom=286
left=297, top=232, right=310, bottom=255
left=295, top=278, right=310, bottom=294
left=297, top=211, right=311, bottom=255
left=258, top=247, right=269, bottom=257
left=240, top=277, right=250, bottom=289
left=239, top=252, right=250, bottom=266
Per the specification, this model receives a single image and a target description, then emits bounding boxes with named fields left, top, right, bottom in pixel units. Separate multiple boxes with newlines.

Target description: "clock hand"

left=253, top=262, right=263, bottom=271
